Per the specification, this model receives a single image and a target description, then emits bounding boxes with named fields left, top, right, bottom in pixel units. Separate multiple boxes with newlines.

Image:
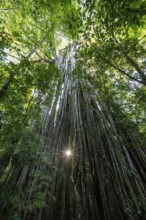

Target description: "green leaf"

left=130, top=0, right=144, bottom=9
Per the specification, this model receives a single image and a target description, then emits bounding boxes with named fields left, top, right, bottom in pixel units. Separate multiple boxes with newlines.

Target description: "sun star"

left=65, top=149, right=72, bottom=157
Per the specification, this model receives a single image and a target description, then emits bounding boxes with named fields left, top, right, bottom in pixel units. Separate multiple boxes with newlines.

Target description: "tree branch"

left=127, top=35, right=146, bottom=53
left=0, top=37, right=46, bottom=100
left=35, top=51, right=55, bottom=64
left=110, top=27, right=146, bottom=84
left=0, top=49, right=20, bottom=60
left=98, top=54, right=144, bottom=85
left=26, top=36, right=46, bottom=59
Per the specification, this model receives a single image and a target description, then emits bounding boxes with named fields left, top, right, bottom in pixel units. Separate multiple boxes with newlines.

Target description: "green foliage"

left=0, top=0, right=146, bottom=219
left=0, top=184, right=47, bottom=218
left=130, top=0, right=144, bottom=9
left=75, top=0, right=146, bottom=136
left=12, top=130, right=43, bottom=164
left=32, top=192, right=46, bottom=209
left=0, top=129, right=56, bottom=218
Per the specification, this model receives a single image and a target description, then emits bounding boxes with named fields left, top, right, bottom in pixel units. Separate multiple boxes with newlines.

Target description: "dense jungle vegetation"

left=0, top=0, right=146, bottom=219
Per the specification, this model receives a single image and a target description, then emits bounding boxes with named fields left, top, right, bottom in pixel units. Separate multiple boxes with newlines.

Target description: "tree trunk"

left=0, top=45, right=146, bottom=220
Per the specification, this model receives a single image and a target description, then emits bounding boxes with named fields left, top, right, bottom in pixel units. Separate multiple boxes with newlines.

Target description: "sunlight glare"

left=65, top=149, right=72, bottom=157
